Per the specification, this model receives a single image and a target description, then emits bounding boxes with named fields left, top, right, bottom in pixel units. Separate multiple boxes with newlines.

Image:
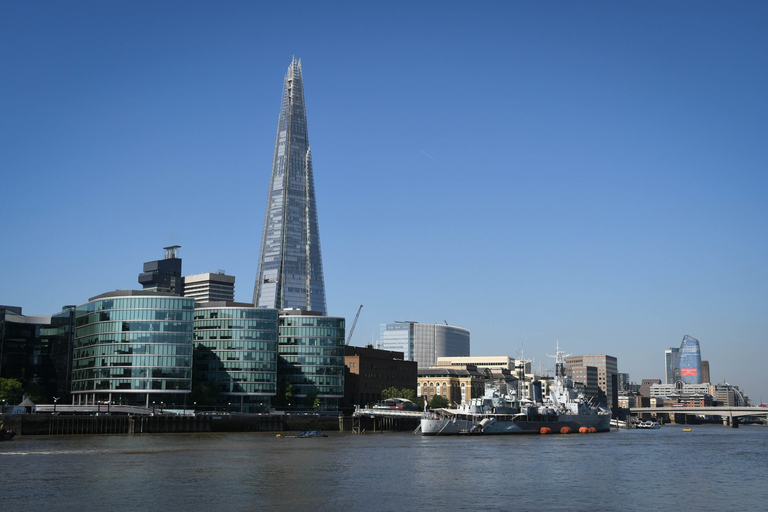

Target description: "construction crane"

left=345, top=304, right=363, bottom=345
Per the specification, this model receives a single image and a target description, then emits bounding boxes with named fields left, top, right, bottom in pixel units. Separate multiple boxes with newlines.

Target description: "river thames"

left=2, top=425, right=766, bottom=511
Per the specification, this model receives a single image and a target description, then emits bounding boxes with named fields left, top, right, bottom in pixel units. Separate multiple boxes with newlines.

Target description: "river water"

left=2, top=425, right=767, bottom=511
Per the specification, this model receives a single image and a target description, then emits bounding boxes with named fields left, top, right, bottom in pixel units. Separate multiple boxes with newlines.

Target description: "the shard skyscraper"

left=253, top=57, right=327, bottom=315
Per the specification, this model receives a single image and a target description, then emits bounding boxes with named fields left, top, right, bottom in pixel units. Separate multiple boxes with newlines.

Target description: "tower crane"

left=345, top=304, right=363, bottom=345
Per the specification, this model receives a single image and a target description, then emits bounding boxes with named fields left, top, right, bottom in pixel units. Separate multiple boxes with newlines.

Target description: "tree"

left=381, top=387, right=416, bottom=401
left=274, top=376, right=295, bottom=407
left=303, top=391, right=319, bottom=410
left=189, top=379, right=220, bottom=408
left=23, top=382, right=47, bottom=404
left=0, top=378, right=24, bottom=405
left=429, top=395, right=449, bottom=409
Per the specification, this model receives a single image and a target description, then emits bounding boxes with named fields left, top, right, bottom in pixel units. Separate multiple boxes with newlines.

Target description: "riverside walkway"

left=630, top=406, right=768, bottom=419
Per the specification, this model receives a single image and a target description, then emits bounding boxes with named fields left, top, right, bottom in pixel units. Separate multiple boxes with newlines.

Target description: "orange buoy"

left=540, top=427, right=551, bottom=434
left=588, top=427, right=596, bottom=433
left=579, top=426, right=589, bottom=433
left=560, top=426, right=572, bottom=434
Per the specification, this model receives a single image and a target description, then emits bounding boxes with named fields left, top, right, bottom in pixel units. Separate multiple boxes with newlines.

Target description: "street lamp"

left=53, top=396, right=60, bottom=414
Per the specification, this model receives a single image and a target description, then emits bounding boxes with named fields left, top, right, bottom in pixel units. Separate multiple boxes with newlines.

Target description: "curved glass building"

left=71, top=291, right=194, bottom=408
left=278, top=311, right=344, bottom=409
left=677, top=334, right=702, bottom=385
left=193, top=303, right=278, bottom=412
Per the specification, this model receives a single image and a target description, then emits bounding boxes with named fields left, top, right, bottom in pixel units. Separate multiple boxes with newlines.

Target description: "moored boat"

left=420, top=346, right=611, bottom=435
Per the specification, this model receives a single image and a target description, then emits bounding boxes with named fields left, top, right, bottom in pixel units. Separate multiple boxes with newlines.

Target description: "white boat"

left=420, top=346, right=612, bottom=435
left=636, top=420, right=661, bottom=429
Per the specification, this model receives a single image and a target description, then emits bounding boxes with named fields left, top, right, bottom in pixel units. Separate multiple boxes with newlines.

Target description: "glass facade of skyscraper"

left=678, top=334, right=702, bottom=385
left=278, top=312, right=344, bottom=408
left=253, top=57, right=327, bottom=315
left=193, top=305, right=278, bottom=412
left=71, top=291, right=194, bottom=407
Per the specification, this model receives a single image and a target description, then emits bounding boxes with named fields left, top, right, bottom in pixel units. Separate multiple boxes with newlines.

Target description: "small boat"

left=298, top=429, right=327, bottom=438
left=0, top=429, right=16, bottom=441
left=636, top=421, right=661, bottom=429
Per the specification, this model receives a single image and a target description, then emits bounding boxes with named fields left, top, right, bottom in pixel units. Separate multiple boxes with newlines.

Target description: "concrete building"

left=138, top=246, right=183, bottom=295
left=184, top=271, right=235, bottom=303
left=701, top=360, right=710, bottom=384
left=378, top=321, right=470, bottom=368
left=417, top=366, right=487, bottom=406
left=343, top=345, right=417, bottom=408
left=565, top=354, right=618, bottom=408
left=436, top=356, right=514, bottom=371
left=192, top=302, right=277, bottom=412
left=566, top=364, right=599, bottom=400
left=639, top=378, right=662, bottom=397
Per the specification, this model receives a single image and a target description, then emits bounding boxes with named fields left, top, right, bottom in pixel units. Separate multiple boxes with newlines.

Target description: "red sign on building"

left=681, top=368, right=697, bottom=376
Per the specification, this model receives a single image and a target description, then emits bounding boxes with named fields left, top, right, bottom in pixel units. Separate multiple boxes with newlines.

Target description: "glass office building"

left=664, top=347, right=680, bottom=384
left=71, top=291, right=194, bottom=408
left=193, top=303, right=278, bottom=412
left=278, top=311, right=344, bottom=409
left=253, top=57, right=327, bottom=315
left=379, top=322, right=471, bottom=369
left=677, top=334, right=703, bottom=385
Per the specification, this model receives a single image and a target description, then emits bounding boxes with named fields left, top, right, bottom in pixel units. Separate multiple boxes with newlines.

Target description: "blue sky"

left=2, top=2, right=766, bottom=402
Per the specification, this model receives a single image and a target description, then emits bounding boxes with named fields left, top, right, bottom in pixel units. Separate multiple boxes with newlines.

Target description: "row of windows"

left=194, top=319, right=278, bottom=331
left=194, top=351, right=276, bottom=363
left=72, top=368, right=191, bottom=380
left=194, top=330, right=276, bottom=341
left=278, top=327, right=344, bottom=338
left=192, top=370, right=276, bottom=382
left=78, top=298, right=194, bottom=313
left=72, top=356, right=191, bottom=369
left=73, top=343, right=192, bottom=359
left=74, top=332, right=191, bottom=346
left=279, top=365, right=343, bottom=376
left=194, top=309, right=278, bottom=321
left=278, top=346, right=343, bottom=357
left=195, top=341, right=276, bottom=352
left=76, top=309, right=192, bottom=327
left=76, top=321, right=193, bottom=336
left=279, top=336, right=344, bottom=347
left=71, top=378, right=190, bottom=391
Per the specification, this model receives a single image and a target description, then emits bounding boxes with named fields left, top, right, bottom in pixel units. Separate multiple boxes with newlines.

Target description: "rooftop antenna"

left=163, top=245, right=181, bottom=259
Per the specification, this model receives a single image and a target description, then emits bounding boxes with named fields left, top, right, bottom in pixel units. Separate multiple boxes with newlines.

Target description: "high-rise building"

left=378, top=322, right=470, bottom=369
left=184, top=271, right=235, bottom=303
left=678, top=334, right=702, bottom=385
left=664, top=347, right=680, bottom=384
left=139, top=246, right=183, bottom=295
left=253, top=57, right=326, bottom=315
left=701, top=360, right=710, bottom=384
left=565, top=354, right=618, bottom=409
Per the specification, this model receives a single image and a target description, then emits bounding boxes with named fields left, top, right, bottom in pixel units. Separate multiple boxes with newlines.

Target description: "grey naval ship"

left=420, top=347, right=612, bottom=435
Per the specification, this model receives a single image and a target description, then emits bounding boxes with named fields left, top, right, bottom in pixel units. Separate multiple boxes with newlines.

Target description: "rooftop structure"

left=138, top=246, right=183, bottom=295
left=184, top=271, right=235, bottom=303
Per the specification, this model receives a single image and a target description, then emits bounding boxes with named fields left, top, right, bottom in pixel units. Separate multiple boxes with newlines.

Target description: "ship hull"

left=421, top=414, right=611, bottom=435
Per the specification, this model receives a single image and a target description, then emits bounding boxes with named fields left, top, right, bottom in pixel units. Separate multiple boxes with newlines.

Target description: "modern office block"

left=664, top=347, right=680, bottom=384
left=138, top=246, right=183, bottom=295
left=192, top=302, right=278, bottom=412
left=253, top=57, right=327, bottom=315
left=378, top=322, right=470, bottom=369
left=278, top=310, right=344, bottom=409
left=184, top=271, right=235, bottom=303
left=0, top=305, right=75, bottom=402
left=71, top=290, right=194, bottom=408
left=678, top=335, right=703, bottom=384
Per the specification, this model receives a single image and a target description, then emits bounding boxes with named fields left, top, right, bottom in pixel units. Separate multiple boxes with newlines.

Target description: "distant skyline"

left=1, top=2, right=766, bottom=403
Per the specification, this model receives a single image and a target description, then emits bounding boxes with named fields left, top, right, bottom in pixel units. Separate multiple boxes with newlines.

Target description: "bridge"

left=630, top=406, right=768, bottom=419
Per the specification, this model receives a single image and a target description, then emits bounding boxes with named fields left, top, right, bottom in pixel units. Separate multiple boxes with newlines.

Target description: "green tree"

left=0, top=378, right=24, bottom=405
left=23, top=382, right=48, bottom=404
left=429, top=395, right=449, bottom=409
left=189, top=379, right=220, bottom=408
left=274, top=376, right=294, bottom=407
left=303, top=391, right=319, bottom=410
left=381, top=387, right=416, bottom=401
